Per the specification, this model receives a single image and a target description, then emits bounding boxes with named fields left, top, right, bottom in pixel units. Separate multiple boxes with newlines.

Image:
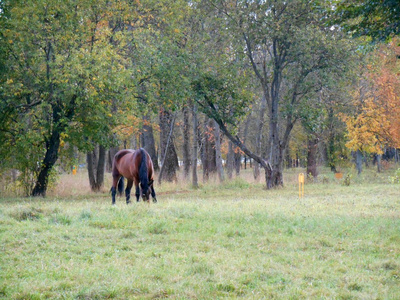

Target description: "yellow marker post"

left=298, top=173, right=304, bottom=199
left=72, top=166, right=77, bottom=175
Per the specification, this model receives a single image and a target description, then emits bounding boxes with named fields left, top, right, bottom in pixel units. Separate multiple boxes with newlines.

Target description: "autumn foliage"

left=343, top=40, right=400, bottom=154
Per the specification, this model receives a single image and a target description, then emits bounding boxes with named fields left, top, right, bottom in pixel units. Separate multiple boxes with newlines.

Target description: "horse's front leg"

left=135, top=182, right=140, bottom=202
left=151, top=186, right=157, bottom=203
left=125, top=179, right=133, bottom=204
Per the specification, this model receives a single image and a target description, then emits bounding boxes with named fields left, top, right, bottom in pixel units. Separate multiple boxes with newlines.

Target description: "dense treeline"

left=0, top=0, right=399, bottom=196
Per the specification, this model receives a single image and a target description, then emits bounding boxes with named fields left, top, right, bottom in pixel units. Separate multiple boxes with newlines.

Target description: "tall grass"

left=0, top=166, right=399, bottom=299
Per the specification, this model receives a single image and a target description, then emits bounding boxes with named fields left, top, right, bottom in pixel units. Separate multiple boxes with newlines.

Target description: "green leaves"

left=192, top=71, right=252, bottom=128
left=0, top=0, right=141, bottom=191
left=333, top=0, right=400, bottom=42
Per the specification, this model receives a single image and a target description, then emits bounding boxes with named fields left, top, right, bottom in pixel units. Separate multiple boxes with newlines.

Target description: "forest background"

left=1, top=0, right=400, bottom=197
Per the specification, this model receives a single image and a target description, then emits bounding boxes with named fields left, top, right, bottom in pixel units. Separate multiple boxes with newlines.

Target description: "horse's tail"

left=118, top=176, right=124, bottom=196
left=139, top=148, right=149, bottom=192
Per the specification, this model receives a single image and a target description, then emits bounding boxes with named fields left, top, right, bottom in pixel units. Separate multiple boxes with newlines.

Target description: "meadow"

left=0, top=167, right=399, bottom=299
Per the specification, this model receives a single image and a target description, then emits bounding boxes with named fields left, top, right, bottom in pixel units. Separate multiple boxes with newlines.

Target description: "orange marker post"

left=72, top=166, right=77, bottom=175
left=298, top=173, right=304, bottom=199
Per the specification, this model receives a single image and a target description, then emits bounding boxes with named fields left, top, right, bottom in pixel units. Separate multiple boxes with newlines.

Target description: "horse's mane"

left=139, top=148, right=149, bottom=192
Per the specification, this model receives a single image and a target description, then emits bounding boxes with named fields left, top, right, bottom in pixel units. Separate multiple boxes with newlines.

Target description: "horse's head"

left=140, top=182, right=151, bottom=201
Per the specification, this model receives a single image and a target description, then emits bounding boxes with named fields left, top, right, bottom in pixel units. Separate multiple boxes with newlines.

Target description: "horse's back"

left=113, top=149, right=135, bottom=178
left=113, top=148, right=154, bottom=181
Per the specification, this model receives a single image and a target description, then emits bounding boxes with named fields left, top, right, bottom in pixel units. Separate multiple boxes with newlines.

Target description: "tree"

left=301, top=77, right=354, bottom=178
left=192, top=72, right=272, bottom=182
left=334, top=0, right=400, bottom=42
left=141, top=113, right=159, bottom=171
left=371, top=41, right=400, bottom=148
left=342, top=41, right=400, bottom=172
left=138, top=0, right=192, bottom=183
left=342, top=84, right=388, bottom=173
left=0, top=0, right=133, bottom=196
left=158, top=109, right=179, bottom=183
left=198, top=0, right=354, bottom=188
left=302, top=102, right=324, bottom=179
left=323, top=100, right=349, bottom=173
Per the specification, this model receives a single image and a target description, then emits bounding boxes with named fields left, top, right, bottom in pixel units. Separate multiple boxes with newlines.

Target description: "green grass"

left=1, top=167, right=400, bottom=299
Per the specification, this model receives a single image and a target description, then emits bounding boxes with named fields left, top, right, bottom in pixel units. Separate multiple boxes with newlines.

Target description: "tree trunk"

left=234, top=148, right=241, bottom=176
left=87, top=144, right=106, bottom=192
left=31, top=95, right=76, bottom=196
left=182, top=105, right=191, bottom=178
left=203, top=118, right=216, bottom=182
left=214, top=119, right=225, bottom=182
left=267, top=66, right=285, bottom=188
left=198, top=116, right=205, bottom=172
left=326, top=107, right=337, bottom=173
left=355, top=149, right=363, bottom=175
left=159, top=109, right=178, bottom=182
left=226, top=141, right=234, bottom=179
left=192, top=104, right=199, bottom=188
left=242, top=116, right=251, bottom=172
left=31, top=130, right=61, bottom=196
left=268, top=141, right=284, bottom=188
left=285, top=150, right=291, bottom=169
left=254, top=160, right=261, bottom=179
left=267, top=106, right=284, bottom=188
left=306, top=137, right=319, bottom=180
left=376, top=154, right=382, bottom=173
left=141, top=113, right=159, bottom=171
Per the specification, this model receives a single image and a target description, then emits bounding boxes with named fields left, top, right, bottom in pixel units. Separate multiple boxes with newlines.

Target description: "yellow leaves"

left=60, top=132, right=69, bottom=139
left=60, top=133, right=69, bottom=148
left=343, top=94, right=389, bottom=154
left=6, top=79, right=13, bottom=84
left=345, top=119, right=383, bottom=154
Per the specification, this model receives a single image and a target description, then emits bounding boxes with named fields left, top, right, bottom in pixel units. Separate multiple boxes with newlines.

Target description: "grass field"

left=0, top=167, right=399, bottom=299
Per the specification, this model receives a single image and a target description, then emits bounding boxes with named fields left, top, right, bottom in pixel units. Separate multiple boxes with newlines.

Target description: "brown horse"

left=111, top=148, right=157, bottom=205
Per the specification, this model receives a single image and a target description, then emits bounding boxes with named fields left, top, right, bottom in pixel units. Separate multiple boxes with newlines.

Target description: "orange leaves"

left=113, top=115, right=141, bottom=140
left=344, top=39, right=400, bottom=153
left=371, top=45, right=400, bottom=147
left=113, top=115, right=159, bottom=141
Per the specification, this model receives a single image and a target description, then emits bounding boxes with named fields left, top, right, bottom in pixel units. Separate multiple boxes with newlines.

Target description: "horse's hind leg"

left=118, top=177, right=124, bottom=196
left=125, top=179, right=133, bottom=204
left=111, top=186, right=116, bottom=205
left=111, top=175, right=121, bottom=205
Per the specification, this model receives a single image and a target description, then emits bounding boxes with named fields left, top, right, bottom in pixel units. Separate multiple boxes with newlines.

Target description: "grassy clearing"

left=0, top=168, right=399, bottom=299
